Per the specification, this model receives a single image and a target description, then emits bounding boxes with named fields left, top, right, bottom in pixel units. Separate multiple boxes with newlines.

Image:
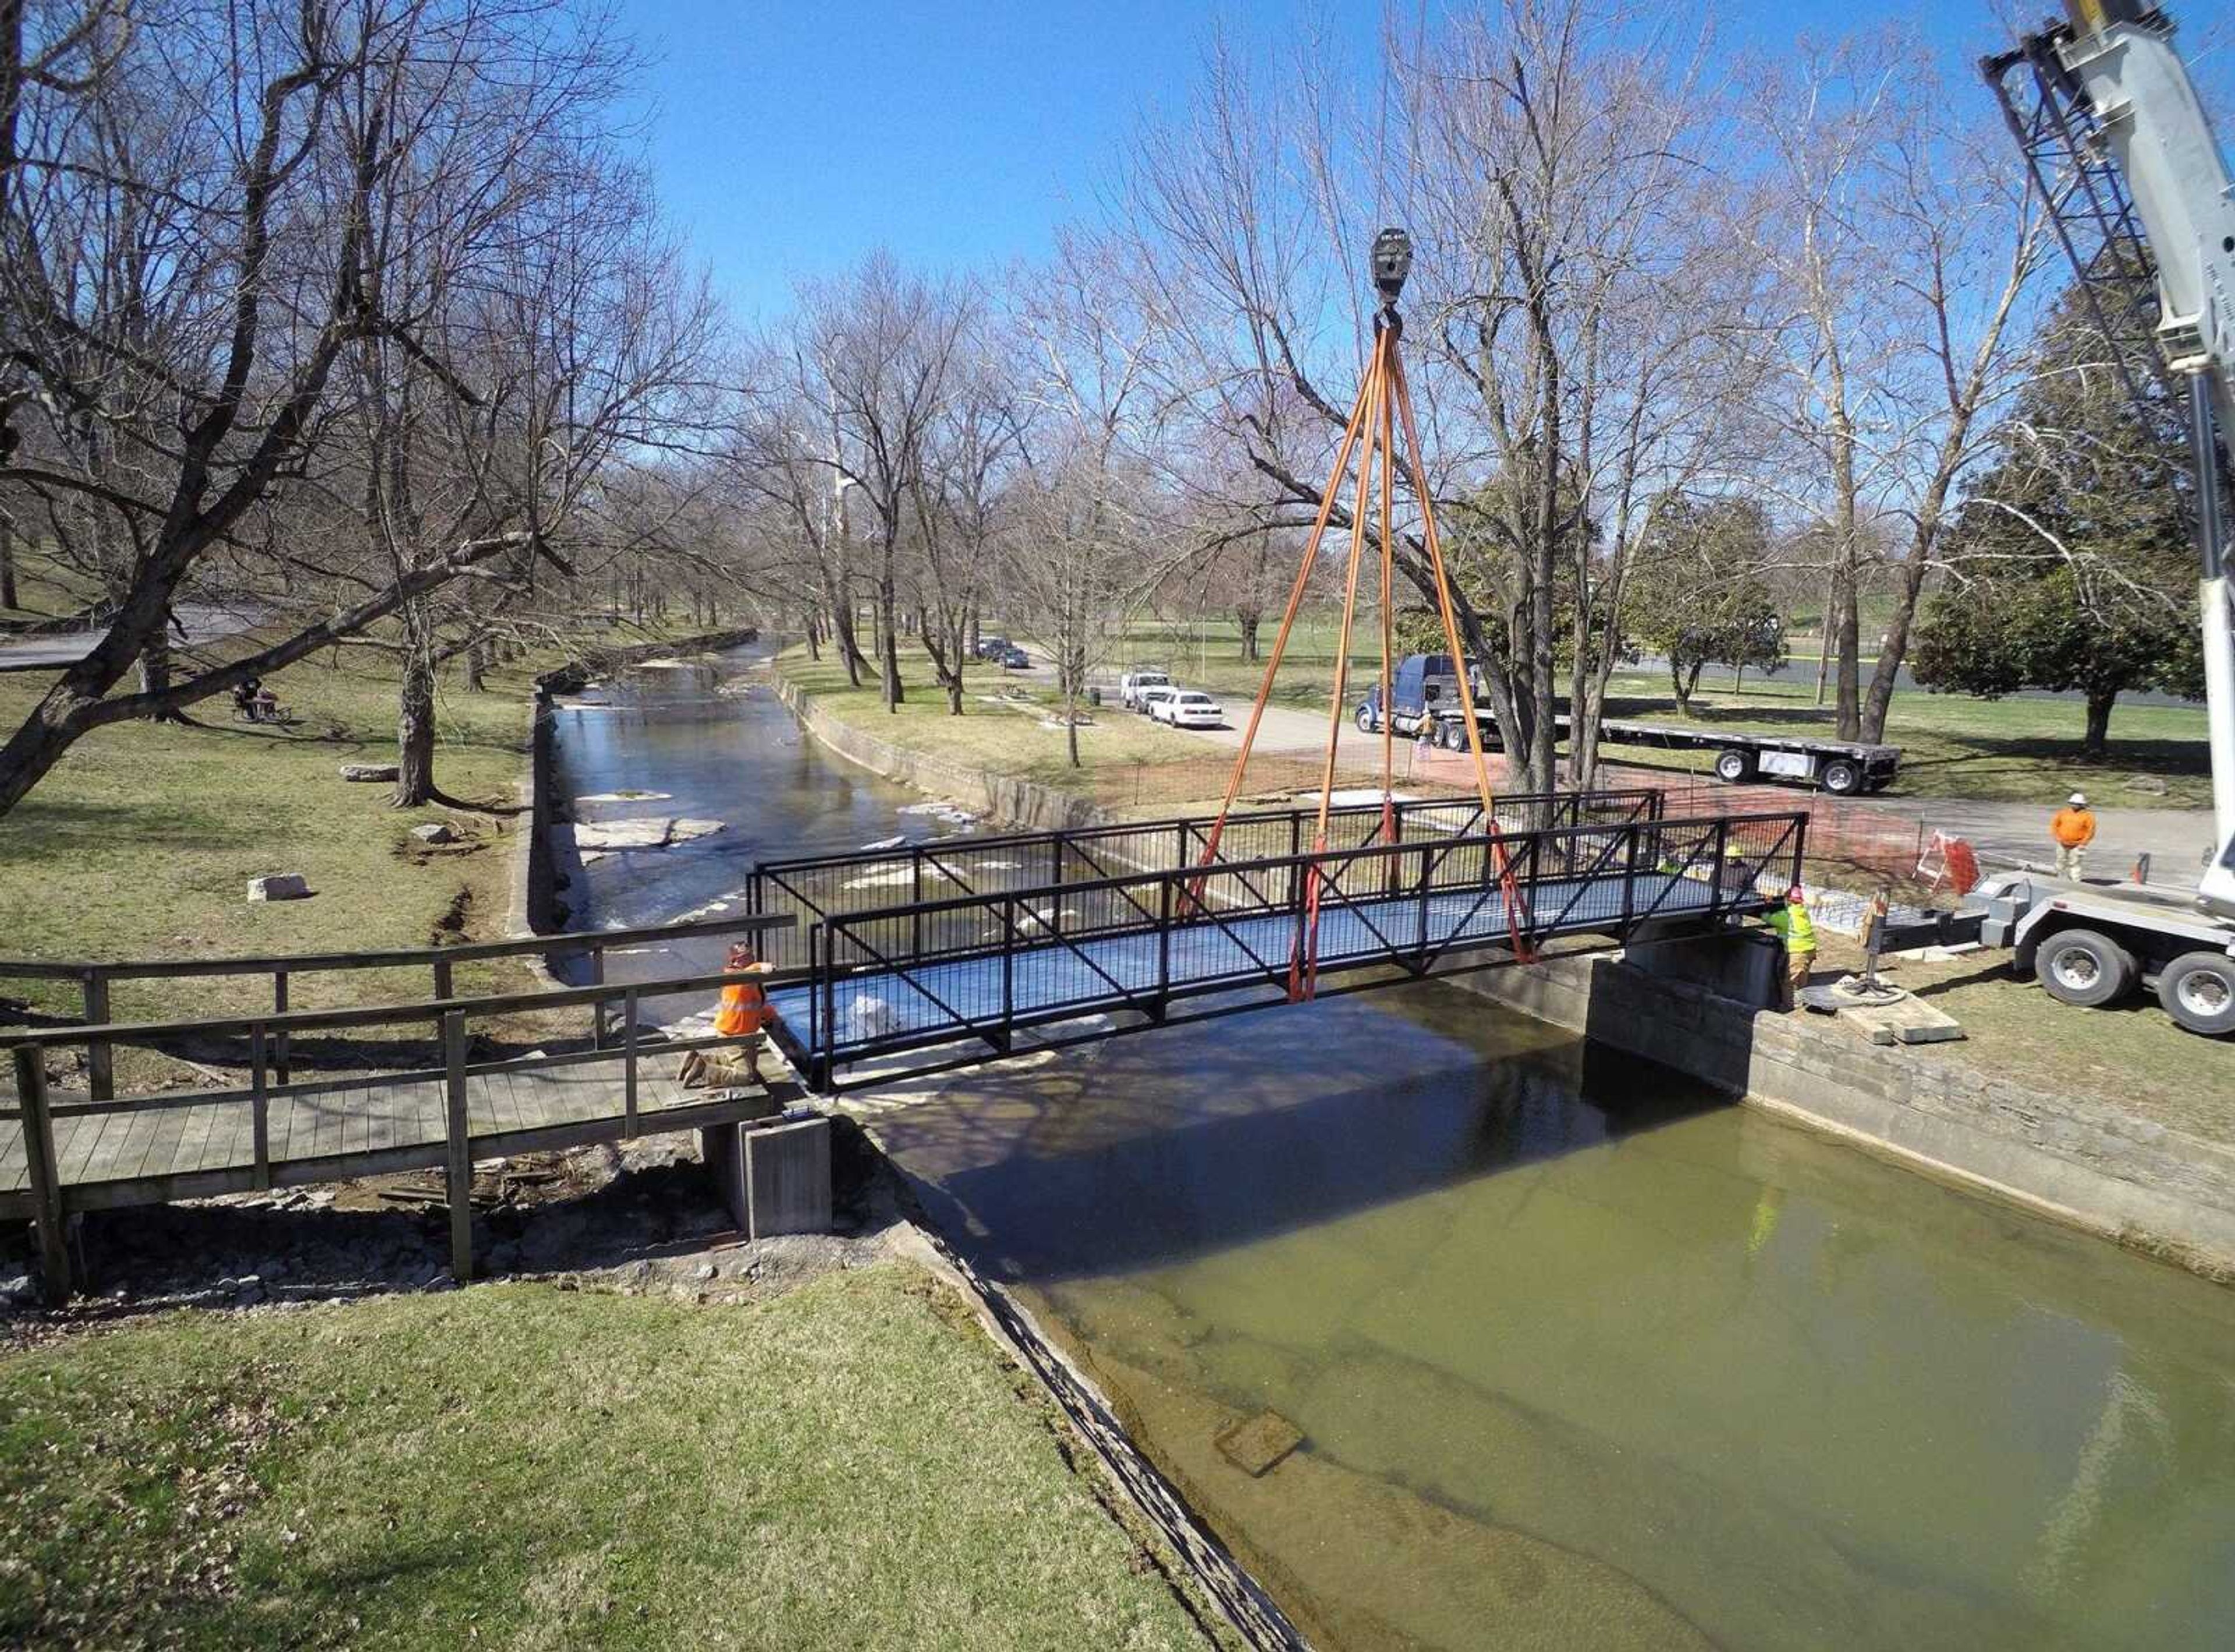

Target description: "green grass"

left=0, top=648, right=540, bottom=1032
left=776, top=643, right=1211, bottom=791
left=0, top=1266, right=1213, bottom=1650
left=0, top=545, right=104, bottom=627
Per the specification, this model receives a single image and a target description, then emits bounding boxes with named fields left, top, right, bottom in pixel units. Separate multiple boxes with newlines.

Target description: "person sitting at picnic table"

left=252, top=682, right=279, bottom=721
left=232, top=675, right=262, bottom=717
left=677, top=942, right=779, bottom=1089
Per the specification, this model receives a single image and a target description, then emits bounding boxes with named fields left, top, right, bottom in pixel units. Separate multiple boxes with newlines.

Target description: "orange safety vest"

left=714, top=976, right=766, bottom=1036
left=2050, top=807, right=2095, bottom=848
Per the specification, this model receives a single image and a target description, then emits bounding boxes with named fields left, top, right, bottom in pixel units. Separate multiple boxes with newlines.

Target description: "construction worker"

left=1762, top=884, right=1818, bottom=1011
left=678, top=942, right=778, bottom=1089
left=2050, top=791, right=2096, bottom=883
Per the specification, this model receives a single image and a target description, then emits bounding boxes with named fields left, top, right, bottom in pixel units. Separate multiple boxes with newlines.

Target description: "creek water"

left=559, top=649, right=2235, bottom=1651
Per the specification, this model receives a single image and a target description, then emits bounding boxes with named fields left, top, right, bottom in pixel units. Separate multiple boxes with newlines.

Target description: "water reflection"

left=871, top=984, right=2235, bottom=1652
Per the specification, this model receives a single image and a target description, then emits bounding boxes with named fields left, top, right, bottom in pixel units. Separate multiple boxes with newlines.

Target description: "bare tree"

left=0, top=0, right=661, bottom=818
left=1751, top=33, right=2045, bottom=741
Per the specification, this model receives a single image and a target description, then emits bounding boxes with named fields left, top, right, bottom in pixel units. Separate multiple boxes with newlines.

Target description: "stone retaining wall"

left=1457, top=950, right=2235, bottom=1280
left=774, top=676, right=1115, bottom=833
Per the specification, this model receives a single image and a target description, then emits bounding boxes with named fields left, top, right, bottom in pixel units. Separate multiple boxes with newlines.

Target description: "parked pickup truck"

left=1356, top=653, right=1901, bottom=794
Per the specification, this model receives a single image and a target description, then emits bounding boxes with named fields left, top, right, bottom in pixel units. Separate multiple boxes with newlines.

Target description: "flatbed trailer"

left=1358, top=658, right=1901, bottom=794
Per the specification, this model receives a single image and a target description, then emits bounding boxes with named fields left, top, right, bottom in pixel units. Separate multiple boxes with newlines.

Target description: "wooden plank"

left=175, top=1097, right=226, bottom=1175
left=358, top=1081, right=397, bottom=1155
left=56, top=1104, right=119, bottom=1187
left=498, top=1070, right=544, bottom=1132
left=87, top=1104, right=160, bottom=1188
left=481, top=1070, right=521, bottom=1136
left=133, top=1092, right=197, bottom=1184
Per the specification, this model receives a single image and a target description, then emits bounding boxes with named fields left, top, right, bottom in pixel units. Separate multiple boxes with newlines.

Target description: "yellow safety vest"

left=1765, top=904, right=1817, bottom=954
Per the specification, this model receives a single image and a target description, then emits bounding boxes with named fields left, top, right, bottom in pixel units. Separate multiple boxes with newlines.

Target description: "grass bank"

left=1093, top=612, right=2213, bottom=809
left=0, top=650, right=540, bottom=1033
left=775, top=642, right=1206, bottom=794
left=0, top=1265, right=1214, bottom=1650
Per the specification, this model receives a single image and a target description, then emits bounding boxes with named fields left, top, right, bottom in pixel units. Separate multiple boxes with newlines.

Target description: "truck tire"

left=2156, top=951, right=2235, bottom=1037
left=1714, top=749, right=1753, bottom=783
left=2034, top=928, right=2135, bottom=1008
left=1440, top=721, right=1467, bottom=752
left=1819, top=759, right=1863, bottom=795
left=1356, top=703, right=1376, bottom=733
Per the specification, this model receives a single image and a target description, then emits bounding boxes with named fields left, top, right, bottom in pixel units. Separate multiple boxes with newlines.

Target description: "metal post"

left=622, top=988, right=639, bottom=1136
left=250, top=1023, right=271, bottom=1189
left=1711, top=819, right=1730, bottom=920
left=999, top=896, right=1016, bottom=1053
left=911, top=851, right=924, bottom=961
left=1156, top=876, right=1173, bottom=1019
left=272, top=969, right=290, bottom=1086
left=12, top=1047, right=71, bottom=1304
left=1416, top=845, right=1433, bottom=969
left=82, top=970, right=111, bottom=1104
left=587, top=944, right=606, bottom=1050
left=1622, top=822, right=1641, bottom=931
left=443, top=1010, right=473, bottom=1281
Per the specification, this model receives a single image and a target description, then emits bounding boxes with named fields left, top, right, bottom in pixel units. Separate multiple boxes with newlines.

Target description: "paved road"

left=0, top=602, right=257, bottom=672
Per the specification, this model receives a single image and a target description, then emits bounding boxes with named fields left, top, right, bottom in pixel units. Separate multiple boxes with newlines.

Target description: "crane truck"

left=1884, top=1, right=2235, bottom=1036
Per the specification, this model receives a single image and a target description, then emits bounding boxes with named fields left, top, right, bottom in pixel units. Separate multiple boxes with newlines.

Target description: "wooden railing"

left=3, top=919, right=801, bottom=1301
left=0, top=912, right=793, bottom=1103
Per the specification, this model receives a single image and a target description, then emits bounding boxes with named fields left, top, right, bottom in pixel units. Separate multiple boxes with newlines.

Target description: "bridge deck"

left=769, top=865, right=1768, bottom=1083
left=0, top=1053, right=779, bottom=1218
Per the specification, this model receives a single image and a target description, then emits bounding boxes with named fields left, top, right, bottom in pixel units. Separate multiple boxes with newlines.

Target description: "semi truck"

left=1354, top=653, right=1902, bottom=794
left=1864, top=0, right=2235, bottom=1038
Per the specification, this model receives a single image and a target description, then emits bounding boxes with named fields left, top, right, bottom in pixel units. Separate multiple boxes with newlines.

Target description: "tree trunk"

left=1066, top=695, right=1081, bottom=768
left=878, top=577, right=903, bottom=712
left=1236, top=609, right=1261, bottom=662
left=804, top=608, right=822, bottom=661
left=0, top=517, right=16, bottom=611
left=395, top=606, right=438, bottom=808
left=1832, top=553, right=1861, bottom=740
left=464, top=640, right=485, bottom=694
left=2083, top=688, right=2116, bottom=758
left=833, top=603, right=867, bottom=687
left=1670, top=658, right=1694, bottom=715
left=137, top=622, right=179, bottom=720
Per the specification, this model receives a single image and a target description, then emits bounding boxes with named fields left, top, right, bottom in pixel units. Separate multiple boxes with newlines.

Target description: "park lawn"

left=0, top=545, right=102, bottom=627
left=0, top=1266, right=1215, bottom=1651
left=0, top=648, right=540, bottom=1034
left=776, top=643, right=1210, bottom=790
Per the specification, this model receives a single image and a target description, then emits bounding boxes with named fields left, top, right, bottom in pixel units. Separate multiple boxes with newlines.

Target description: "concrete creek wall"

left=774, top=677, right=1112, bottom=833
left=1458, top=948, right=2235, bottom=1281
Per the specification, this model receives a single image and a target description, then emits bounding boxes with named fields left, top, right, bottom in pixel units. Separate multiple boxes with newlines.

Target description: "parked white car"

left=1120, top=669, right=1172, bottom=710
left=1155, top=690, right=1225, bottom=729
left=1136, top=684, right=1180, bottom=720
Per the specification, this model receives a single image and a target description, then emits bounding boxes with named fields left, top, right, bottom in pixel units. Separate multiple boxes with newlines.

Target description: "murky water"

left=564, top=646, right=2235, bottom=1651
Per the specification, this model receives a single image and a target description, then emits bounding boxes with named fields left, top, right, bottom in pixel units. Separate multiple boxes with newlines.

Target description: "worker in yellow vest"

left=2050, top=791, right=2095, bottom=883
left=1762, top=884, right=1817, bottom=1010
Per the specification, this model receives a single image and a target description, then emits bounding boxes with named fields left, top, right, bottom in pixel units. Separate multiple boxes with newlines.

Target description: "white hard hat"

left=2068, top=791, right=2087, bottom=807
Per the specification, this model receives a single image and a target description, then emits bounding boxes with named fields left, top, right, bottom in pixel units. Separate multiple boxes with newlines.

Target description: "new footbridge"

left=746, top=790, right=1808, bottom=1090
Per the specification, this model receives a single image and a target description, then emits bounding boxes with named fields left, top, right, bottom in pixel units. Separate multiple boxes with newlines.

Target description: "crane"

left=1882, top=1, right=2235, bottom=1036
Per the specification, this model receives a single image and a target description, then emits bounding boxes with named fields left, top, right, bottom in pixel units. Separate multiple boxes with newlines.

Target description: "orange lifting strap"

left=1189, top=229, right=1536, bottom=998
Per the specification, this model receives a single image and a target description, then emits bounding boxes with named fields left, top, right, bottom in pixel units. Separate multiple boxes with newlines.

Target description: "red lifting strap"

left=1189, top=306, right=1535, bottom=996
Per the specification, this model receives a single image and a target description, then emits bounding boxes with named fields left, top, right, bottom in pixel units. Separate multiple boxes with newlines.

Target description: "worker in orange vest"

left=679, top=942, right=779, bottom=1089
left=2050, top=792, right=2095, bottom=884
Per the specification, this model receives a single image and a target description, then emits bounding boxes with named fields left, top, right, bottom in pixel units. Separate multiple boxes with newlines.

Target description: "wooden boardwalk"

left=0, top=1054, right=781, bottom=1218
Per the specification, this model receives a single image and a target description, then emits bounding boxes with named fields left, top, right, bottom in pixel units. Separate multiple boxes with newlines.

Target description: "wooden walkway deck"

left=0, top=1054, right=784, bottom=1218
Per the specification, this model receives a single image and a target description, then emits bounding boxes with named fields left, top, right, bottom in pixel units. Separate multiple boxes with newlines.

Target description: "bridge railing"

left=746, top=787, right=1665, bottom=972
left=790, top=809, right=1807, bottom=1073
left=0, top=912, right=794, bottom=1104
left=2, top=955, right=802, bottom=1300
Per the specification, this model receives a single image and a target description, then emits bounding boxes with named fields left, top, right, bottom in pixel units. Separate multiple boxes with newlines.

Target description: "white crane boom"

left=1988, top=1, right=2235, bottom=912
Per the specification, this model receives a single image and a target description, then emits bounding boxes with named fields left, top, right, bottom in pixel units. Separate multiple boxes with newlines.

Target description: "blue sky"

left=621, top=2, right=2038, bottom=325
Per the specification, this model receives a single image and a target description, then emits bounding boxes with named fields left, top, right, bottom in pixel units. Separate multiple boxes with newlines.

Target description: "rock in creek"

left=572, top=816, right=725, bottom=852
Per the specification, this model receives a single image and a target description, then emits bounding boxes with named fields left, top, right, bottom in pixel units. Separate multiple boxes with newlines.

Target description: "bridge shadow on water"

left=872, top=986, right=1732, bottom=1287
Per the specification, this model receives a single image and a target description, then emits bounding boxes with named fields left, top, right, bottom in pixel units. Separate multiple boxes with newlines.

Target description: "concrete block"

left=705, top=1115, right=832, bottom=1239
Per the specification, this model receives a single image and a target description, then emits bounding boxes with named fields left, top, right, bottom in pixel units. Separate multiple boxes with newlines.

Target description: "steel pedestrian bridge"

left=745, top=790, right=1807, bottom=1090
